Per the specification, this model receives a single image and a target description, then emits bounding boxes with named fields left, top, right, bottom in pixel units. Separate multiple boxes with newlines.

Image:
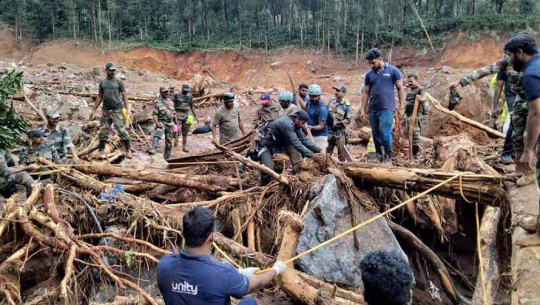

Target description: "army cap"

left=182, top=83, right=190, bottom=90
left=28, top=129, right=45, bottom=138
left=105, top=62, right=117, bottom=71
left=46, top=111, right=60, bottom=119
left=332, top=85, right=347, bottom=93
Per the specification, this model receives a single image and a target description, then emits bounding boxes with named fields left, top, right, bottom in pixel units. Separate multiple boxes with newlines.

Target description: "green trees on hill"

left=0, top=0, right=539, bottom=54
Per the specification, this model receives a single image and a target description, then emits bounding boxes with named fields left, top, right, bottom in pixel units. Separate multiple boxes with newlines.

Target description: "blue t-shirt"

left=364, top=63, right=402, bottom=112
left=292, top=94, right=309, bottom=106
left=157, top=251, right=249, bottom=305
left=523, top=54, right=540, bottom=102
left=306, top=100, right=328, bottom=137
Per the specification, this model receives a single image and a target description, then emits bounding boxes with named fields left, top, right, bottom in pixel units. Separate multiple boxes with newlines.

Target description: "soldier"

left=42, top=111, right=80, bottom=164
left=404, top=73, right=428, bottom=156
left=253, top=93, right=279, bottom=127
left=149, top=87, right=177, bottom=160
left=212, top=93, right=246, bottom=145
left=168, top=86, right=176, bottom=100
left=0, top=148, right=38, bottom=198
left=19, top=129, right=60, bottom=180
left=327, top=85, right=353, bottom=160
left=172, top=83, right=198, bottom=152
left=91, top=62, right=132, bottom=159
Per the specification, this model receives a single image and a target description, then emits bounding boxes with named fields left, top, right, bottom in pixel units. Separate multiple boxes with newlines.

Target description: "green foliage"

left=0, top=71, right=28, bottom=150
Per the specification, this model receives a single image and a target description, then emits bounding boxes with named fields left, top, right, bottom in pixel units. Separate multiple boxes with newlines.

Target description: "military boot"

left=123, top=139, right=132, bottom=159
left=182, top=135, right=190, bottom=153
left=148, top=137, right=159, bottom=155
left=98, top=140, right=107, bottom=159
left=383, top=149, right=393, bottom=165
left=164, top=147, right=172, bottom=160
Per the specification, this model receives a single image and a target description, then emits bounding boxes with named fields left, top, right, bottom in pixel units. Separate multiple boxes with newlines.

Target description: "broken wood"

left=409, top=95, right=420, bottom=162
left=343, top=163, right=509, bottom=206
left=425, top=93, right=504, bottom=138
left=213, top=140, right=289, bottom=185
left=348, top=126, right=433, bottom=146
left=23, top=94, right=47, bottom=123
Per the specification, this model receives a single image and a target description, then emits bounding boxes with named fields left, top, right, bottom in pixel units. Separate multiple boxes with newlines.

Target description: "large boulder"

left=296, top=174, right=406, bottom=290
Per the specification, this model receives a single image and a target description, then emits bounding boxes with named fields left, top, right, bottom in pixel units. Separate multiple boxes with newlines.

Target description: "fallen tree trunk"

left=75, top=163, right=241, bottom=192
left=425, top=93, right=504, bottom=138
left=343, top=163, right=509, bottom=206
left=389, top=221, right=471, bottom=305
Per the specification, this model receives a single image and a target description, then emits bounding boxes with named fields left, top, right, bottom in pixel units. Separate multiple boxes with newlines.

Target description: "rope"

left=459, top=174, right=472, bottom=203
left=476, top=202, right=487, bottom=305
left=44, top=160, right=238, bottom=168
left=212, top=242, right=242, bottom=269
left=254, top=171, right=474, bottom=275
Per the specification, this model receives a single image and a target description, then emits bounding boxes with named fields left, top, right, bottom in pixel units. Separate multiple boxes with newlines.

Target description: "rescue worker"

left=149, top=87, right=177, bottom=160
left=257, top=110, right=324, bottom=185
left=168, top=86, right=176, bottom=100
left=293, top=83, right=309, bottom=109
left=404, top=73, right=428, bottom=156
left=327, top=85, right=353, bottom=160
left=253, top=93, right=279, bottom=127
left=173, top=83, right=198, bottom=152
left=90, top=62, right=132, bottom=159
left=305, top=84, right=329, bottom=151
left=0, top=148, right=38, bottom=198
left=42, top=111, right=80, bottom=163
left=212, top=92, right=246, bottom=145
left=157, top=207, right=286, bottom=305
left=278, top=91, right=299, bottom=118
left=19, top=129, right=61, bottom=180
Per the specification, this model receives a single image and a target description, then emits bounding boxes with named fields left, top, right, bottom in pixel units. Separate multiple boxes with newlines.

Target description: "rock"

left=92, top=67, right=102, bottom=77
left=270, top=61, right=281, bottom=70
left=156, top=76, right=166, bottom=82
left=67, top=73, right=76, bottom=79
left=307, top=60, right=314, bottom=66
left=58, top=64, right=68, bottom=70
left=117, top=72, right=127, bottom=80
left=120, top=152, right=168, bottom=170
left=440, top=66, right=455, bottom=74
left=46, top=62, right=54, bottom=67
left=333, top=75, right=345, bottom=82
left=99, top=226, right=126, bottom=268
left=296, top=174, right=406, bottom=290
left=138, top=70, right=146, bottom=76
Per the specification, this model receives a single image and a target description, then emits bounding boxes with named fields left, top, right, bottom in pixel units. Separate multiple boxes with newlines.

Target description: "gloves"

left=272, top=261, right=287, bottom=275
left=239, top=267, right=260, bottom=280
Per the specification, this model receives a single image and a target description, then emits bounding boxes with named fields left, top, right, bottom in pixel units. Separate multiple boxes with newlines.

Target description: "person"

left=149, top=87, right=177, bottom=160
left=505, top=33, right=540, bottom=197
left=253, top=93, right=279, bottom=127
left=359, top=48, right=406, bottom=164
left=327, top=85, right=353, bottom=160
left=42, top=111, right=80, bottom=164
left=91, top=62, right=132, bottom=159
left=173, top=83, right=198, bottom=152
left=293, top=83, right=309, bottom=109
left=19, top=129, right=61, bottom=180
left=0, top=148, right=38, bottom=198
left=278, top=91, right=299, bottom=118
left=257, top=110, right=324, bottom=185
left=157, top=207, right=286, bottom=305
left=360, top=250, right=415, bottom=305
left=449, top=55, right=520, bottom=165
left=212, top=92, right=246, bottom=145
left=305, top=84, right=329, bottom=151
left=168, top=86, right=176, bottom=100
left=404, top=73, right=428, bottom=157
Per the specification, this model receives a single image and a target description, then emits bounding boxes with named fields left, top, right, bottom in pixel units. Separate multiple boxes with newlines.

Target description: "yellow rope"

left=254, top=171, right=473, bottom=275
left=476, top=202, right=487, bottom=305
left=212, top=242, right=242, bottom=269
left=459, top=174, right=472, bottom=203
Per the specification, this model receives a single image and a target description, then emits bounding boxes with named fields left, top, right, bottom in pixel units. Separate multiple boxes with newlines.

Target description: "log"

left=425, top=93, right=504, bottom=138
left=213, top=140, right=289, bottom=185
left=389, top=221, right=471, bottom=305
left=23, top=95, right=47, bottom=123
left=75, top=163, right=241, bottom=192
left=343, top=162, right=509, bottom=206
left=274, top=210, right=363, bottom=304
left=348, top=126, right=433, bottom=146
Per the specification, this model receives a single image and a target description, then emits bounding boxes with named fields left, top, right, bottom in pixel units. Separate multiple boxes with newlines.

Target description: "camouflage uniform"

left=327, top=98, right=353, bottom=160
left=98, top=78, right=130, bottom=143
left=253, top=101, right=280, bottom=127
left=19, top=143, right=60, bottom=180
left=152, top=97, right=176, bottom=159
left=0, top=149, right=34, bottom=198
left=42, top=125, right=74, bottom=163
left=459, top=58, right=526, bottom=158
left=404, top=86, right=428, bottom=151
left=173, top=93, right=194, bottom=136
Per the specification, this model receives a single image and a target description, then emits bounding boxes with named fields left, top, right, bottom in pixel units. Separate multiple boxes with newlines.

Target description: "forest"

left=1, top=0, right=540, bottom=54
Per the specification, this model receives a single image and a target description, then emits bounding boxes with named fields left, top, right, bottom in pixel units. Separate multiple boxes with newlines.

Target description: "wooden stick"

left=137, top=124, right=152, bottom=147
left=425, top=93, right=504, bottom=138
left=409, top=95, right=420, bottom=162
left=23, top=95, right=47, bottom=123
left=408, top=0, right=436, bottom=54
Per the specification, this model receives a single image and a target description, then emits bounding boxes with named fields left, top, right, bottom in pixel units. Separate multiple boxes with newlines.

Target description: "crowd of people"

left=2, top=30, right=540, bottom=305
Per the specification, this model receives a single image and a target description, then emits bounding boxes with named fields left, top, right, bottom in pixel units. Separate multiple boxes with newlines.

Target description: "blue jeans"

left=369, top=110, right=394, bottom=153
left=239, top=296, right=258, bottom=305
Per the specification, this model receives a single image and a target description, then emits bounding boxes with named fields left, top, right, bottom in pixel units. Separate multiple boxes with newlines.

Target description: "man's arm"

left=296, top=129, right=321, bottom=154
left=395, top=80, right=406, bottom=114
left=308, top=106, right=327, bottom=132
left=190, top=99, right=198, bottom=121
left=359, top=85, right=370, bottom=118
left=246, top=270, right=277, bottom=294
left=297, top=96, right=307, bottom=111
left=253, top=109, right=262, bottom=127
left=451, top=62, right=504, bottom=89
left=492, top=80, right=504, bottom=116
left=122, top=91, right=131, bottom=115
left=521, top=98, right=540, bottom=165
left=238, top=111, right=246, bottom=135
left=91, top=83, right=104, bottom=119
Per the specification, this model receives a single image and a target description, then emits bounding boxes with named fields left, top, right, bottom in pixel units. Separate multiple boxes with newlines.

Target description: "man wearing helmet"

left=212, top=92, right=246, bottom=145
left=278, top=91, right=299, bottom=118
left=173, top=83, right=198, bottom=152
left=305, top=84, right=329, bottom=151
left=257, top=109, right=324, bottom=185
left=253, top=93, right=280, bottom=127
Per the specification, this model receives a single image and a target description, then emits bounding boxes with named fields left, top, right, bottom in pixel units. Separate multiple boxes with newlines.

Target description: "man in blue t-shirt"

left=359, top=48, right=406, bottom=164
left=305, top=84, right=329, bottom=151
left=157, top=207, right=286, bottom=305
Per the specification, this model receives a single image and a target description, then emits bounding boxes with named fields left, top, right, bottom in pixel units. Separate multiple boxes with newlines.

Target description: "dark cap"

left=293, top=109, right=309, bottom=121
left=46, top=111, right=60, bottom=119
left=28, top=129, right=44, bottom=138
left=333, top=85, right=347, bottom=93
left=182, top=83, right=190, bottom=90
left=222, top=92, right=235, bottom=102
left=105, top=62, right=117, bottom=71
